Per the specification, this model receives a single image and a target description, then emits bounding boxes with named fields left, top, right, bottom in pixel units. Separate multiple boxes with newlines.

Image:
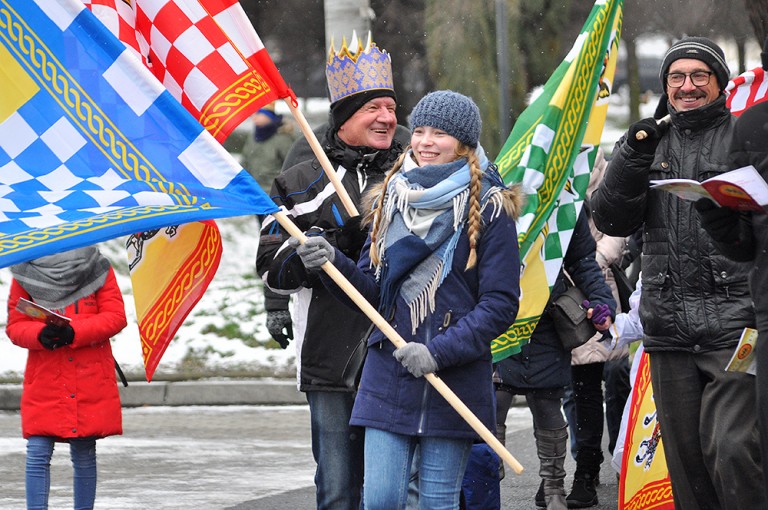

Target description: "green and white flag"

left=491, top=0, right=623, bottom=362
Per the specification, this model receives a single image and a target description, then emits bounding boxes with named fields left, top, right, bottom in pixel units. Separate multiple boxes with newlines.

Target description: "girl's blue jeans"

left=26, top=436, right=97, bottom=510
left=363, top=427, right=472, bottom=510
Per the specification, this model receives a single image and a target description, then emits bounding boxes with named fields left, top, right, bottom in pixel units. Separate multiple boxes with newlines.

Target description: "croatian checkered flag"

left=83, top=0, right=295, bottom=142
left=0, top=0, right=278, bottom=267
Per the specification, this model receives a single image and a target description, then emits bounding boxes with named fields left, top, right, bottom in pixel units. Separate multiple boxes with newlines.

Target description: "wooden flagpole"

left=284, top=99, right=359, bottom=217
left=272, top=210, right=524, bottom=474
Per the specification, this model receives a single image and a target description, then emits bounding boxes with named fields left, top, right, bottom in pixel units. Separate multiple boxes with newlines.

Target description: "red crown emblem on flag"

left=326, top=32, right=394, bottom=104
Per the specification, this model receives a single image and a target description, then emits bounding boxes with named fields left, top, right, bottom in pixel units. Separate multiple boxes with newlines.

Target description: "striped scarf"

left=376, top=147, right=506, bottom=332
left=10, top=246, right=111, bottom=310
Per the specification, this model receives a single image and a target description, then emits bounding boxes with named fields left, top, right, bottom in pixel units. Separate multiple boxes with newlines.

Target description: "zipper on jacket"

left=416, top=377, right=430, bottom=434
left=416, top=318, right=433, bottom=434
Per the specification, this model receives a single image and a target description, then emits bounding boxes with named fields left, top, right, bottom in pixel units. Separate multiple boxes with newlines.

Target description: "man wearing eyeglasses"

left=590, top=36, right=766, bottom=510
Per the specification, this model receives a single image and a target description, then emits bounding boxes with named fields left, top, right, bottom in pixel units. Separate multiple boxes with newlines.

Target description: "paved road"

left=0, top=398, right=619, bottom=509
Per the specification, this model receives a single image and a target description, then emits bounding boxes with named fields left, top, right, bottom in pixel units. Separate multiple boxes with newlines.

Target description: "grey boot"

left=496, top=422, right=507, bottom=480
left=534, top=426, right=568, bottom=510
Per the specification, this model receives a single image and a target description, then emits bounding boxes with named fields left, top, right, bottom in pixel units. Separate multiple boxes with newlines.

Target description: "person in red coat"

left=6, top=246, right=127, bottom=510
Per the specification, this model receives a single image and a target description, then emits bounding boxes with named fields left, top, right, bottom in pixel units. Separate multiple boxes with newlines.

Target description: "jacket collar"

left=670, top=95, right=729, bottom=132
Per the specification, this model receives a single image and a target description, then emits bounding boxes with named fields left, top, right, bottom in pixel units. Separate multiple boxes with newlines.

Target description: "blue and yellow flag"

left=0, top=0, right=278, bottom=268
left=491, top=0, right=623, bottom=361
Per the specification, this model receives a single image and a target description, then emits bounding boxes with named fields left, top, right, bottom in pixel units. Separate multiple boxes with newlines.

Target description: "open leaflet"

left=650, top=165, right=768, bottom=212
left=725, top=327, right=757, bottom=375
left=16, top=297, right=71, bottom=328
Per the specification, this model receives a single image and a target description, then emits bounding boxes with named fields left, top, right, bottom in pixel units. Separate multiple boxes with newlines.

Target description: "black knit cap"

left=329, top=89, right=397, bottom=135
left=659, top=36, right=730, bottom=91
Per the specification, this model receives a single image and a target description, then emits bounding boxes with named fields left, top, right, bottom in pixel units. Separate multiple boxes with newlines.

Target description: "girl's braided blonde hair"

left=363, top=144, right=485, bottom=270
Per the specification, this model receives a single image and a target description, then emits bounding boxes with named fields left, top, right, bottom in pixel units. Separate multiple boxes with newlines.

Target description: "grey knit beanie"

left=659, top=36, right=730, bottom=91
left=409, top=90, right=481, bottom=147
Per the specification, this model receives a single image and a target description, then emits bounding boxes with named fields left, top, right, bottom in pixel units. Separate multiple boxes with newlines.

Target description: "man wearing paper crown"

left=256, top=32, right=404, bottom=510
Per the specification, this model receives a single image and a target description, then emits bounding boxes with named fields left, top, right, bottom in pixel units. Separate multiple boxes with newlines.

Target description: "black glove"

left=695, top=199, right=739, bottom=244
left=38, top=323, right=75, bottom=350
left=627, top=117, right=668, bottom=154
left=266, top=309, right=293, bottom=349
left=334, top=216, right=368, bottom=259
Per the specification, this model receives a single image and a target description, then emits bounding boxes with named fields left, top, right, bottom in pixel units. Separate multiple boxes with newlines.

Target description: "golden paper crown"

left=326, top=32, right=394, bottom=104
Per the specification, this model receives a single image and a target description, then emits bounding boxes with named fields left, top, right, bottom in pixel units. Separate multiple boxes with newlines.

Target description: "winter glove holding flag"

left=627, top=117, right=669, bottom=154
left=289, top=234, right=336, bottom=270
left=394, top=343, right=438, bottom=378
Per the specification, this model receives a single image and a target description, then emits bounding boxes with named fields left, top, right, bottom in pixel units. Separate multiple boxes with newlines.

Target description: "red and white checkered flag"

left=80, top=0, right=295, bottom=381
left=84, top=0, right=295, bottom=142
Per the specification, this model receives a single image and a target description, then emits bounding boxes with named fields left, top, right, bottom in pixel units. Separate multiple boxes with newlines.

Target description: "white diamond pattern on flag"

left=40, top=118, right=87, bottom=163
left=1, top=161, right=34, bottom=187
left=0, top=113, right=38, bottom=159
left=103, top=53, right=164, bottom=116
left=33, top=168, right=82, bottom=193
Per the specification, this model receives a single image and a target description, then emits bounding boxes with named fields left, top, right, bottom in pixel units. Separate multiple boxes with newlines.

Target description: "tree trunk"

left=625, top=37, right=641, bottom=124
left=746, top=0, right=768, bottom=45
left=324, top=0, right=373, bottom=51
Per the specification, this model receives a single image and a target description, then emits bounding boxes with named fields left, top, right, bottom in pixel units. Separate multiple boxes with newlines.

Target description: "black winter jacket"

left=256, top=135, right=402, bottom=392
left=701, top=101, right=768, bottom=338
left=591, top=96, right=755, bottom=352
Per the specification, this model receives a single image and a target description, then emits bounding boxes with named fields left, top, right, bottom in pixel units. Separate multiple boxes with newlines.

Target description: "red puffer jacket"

left=6, top=268, right=127, bottom=439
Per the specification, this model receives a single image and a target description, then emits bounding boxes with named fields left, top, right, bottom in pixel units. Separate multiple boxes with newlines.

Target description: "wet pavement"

left=0, top=383, right=619, bottom=509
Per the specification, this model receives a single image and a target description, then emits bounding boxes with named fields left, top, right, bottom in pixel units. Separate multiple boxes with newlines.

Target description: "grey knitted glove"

left=289, top=235, right=335, bottom=269
left=266, top=310, right=293, bottom=349
left=393, top=343, right=438, bottom=378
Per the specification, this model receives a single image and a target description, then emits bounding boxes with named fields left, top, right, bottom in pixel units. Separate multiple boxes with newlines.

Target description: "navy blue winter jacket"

left=324, top=199, right=521, bottom=439
left=497, top=211, right=615, bottom=392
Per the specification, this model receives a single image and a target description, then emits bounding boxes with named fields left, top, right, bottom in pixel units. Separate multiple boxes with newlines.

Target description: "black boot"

left=567, top=449, right=601, bottom=508
left=534, top=426, right=568, bottom=510
left=566, top=474, right=598, bottom=508
left=496, top=422, right=507, bottom=480
left=535, top=479, right=545, bottom=507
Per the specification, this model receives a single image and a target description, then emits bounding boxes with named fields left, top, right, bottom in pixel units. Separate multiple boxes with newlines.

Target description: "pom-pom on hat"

left=409, top=90, right=482, bottom=148
left=659, top=36, right=730, bottom=91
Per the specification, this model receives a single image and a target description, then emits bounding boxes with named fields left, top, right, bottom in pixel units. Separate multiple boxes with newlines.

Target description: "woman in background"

left=6, top=246, right=127, bottom=510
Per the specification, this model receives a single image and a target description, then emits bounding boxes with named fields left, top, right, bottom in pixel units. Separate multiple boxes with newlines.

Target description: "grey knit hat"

left=409, top=90, right=481, bottom=147
left=659, top=36, right=730, bottom=91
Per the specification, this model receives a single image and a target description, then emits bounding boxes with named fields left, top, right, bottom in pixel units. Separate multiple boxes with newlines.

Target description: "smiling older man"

left=590, top=36, right=766, bottom=510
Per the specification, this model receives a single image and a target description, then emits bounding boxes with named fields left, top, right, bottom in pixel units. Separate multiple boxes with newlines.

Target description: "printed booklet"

left=650, top=165, right=768, bottom=212
left=16, top=297, right=70, bottom=327
left=725, top=327, right=757, bottom=375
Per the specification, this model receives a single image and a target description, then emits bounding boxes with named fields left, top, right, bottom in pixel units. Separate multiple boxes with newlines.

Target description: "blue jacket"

left=325, top=198, right=521, bottom=439
left=497, top=210, right=615, bottom=392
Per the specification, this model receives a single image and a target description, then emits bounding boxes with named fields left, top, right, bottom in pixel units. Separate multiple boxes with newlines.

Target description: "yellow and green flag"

left=491, top=0, right=623, bottom=361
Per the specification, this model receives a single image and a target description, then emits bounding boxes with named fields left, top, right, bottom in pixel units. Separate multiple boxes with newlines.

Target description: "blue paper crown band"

left=326, top=31, right=395, bottom=104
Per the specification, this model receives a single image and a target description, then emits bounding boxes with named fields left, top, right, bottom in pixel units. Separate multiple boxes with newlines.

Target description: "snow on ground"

left=0, top=216, right=296, bottom=380
left=0, top=92, right=650, bottom=381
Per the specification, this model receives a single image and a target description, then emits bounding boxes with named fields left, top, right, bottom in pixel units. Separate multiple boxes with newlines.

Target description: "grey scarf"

left=10, top=246, right=111, bottom=310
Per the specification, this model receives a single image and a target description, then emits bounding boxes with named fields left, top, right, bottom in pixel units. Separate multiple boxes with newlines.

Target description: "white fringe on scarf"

left=373, top=182, right=507, bottom=333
